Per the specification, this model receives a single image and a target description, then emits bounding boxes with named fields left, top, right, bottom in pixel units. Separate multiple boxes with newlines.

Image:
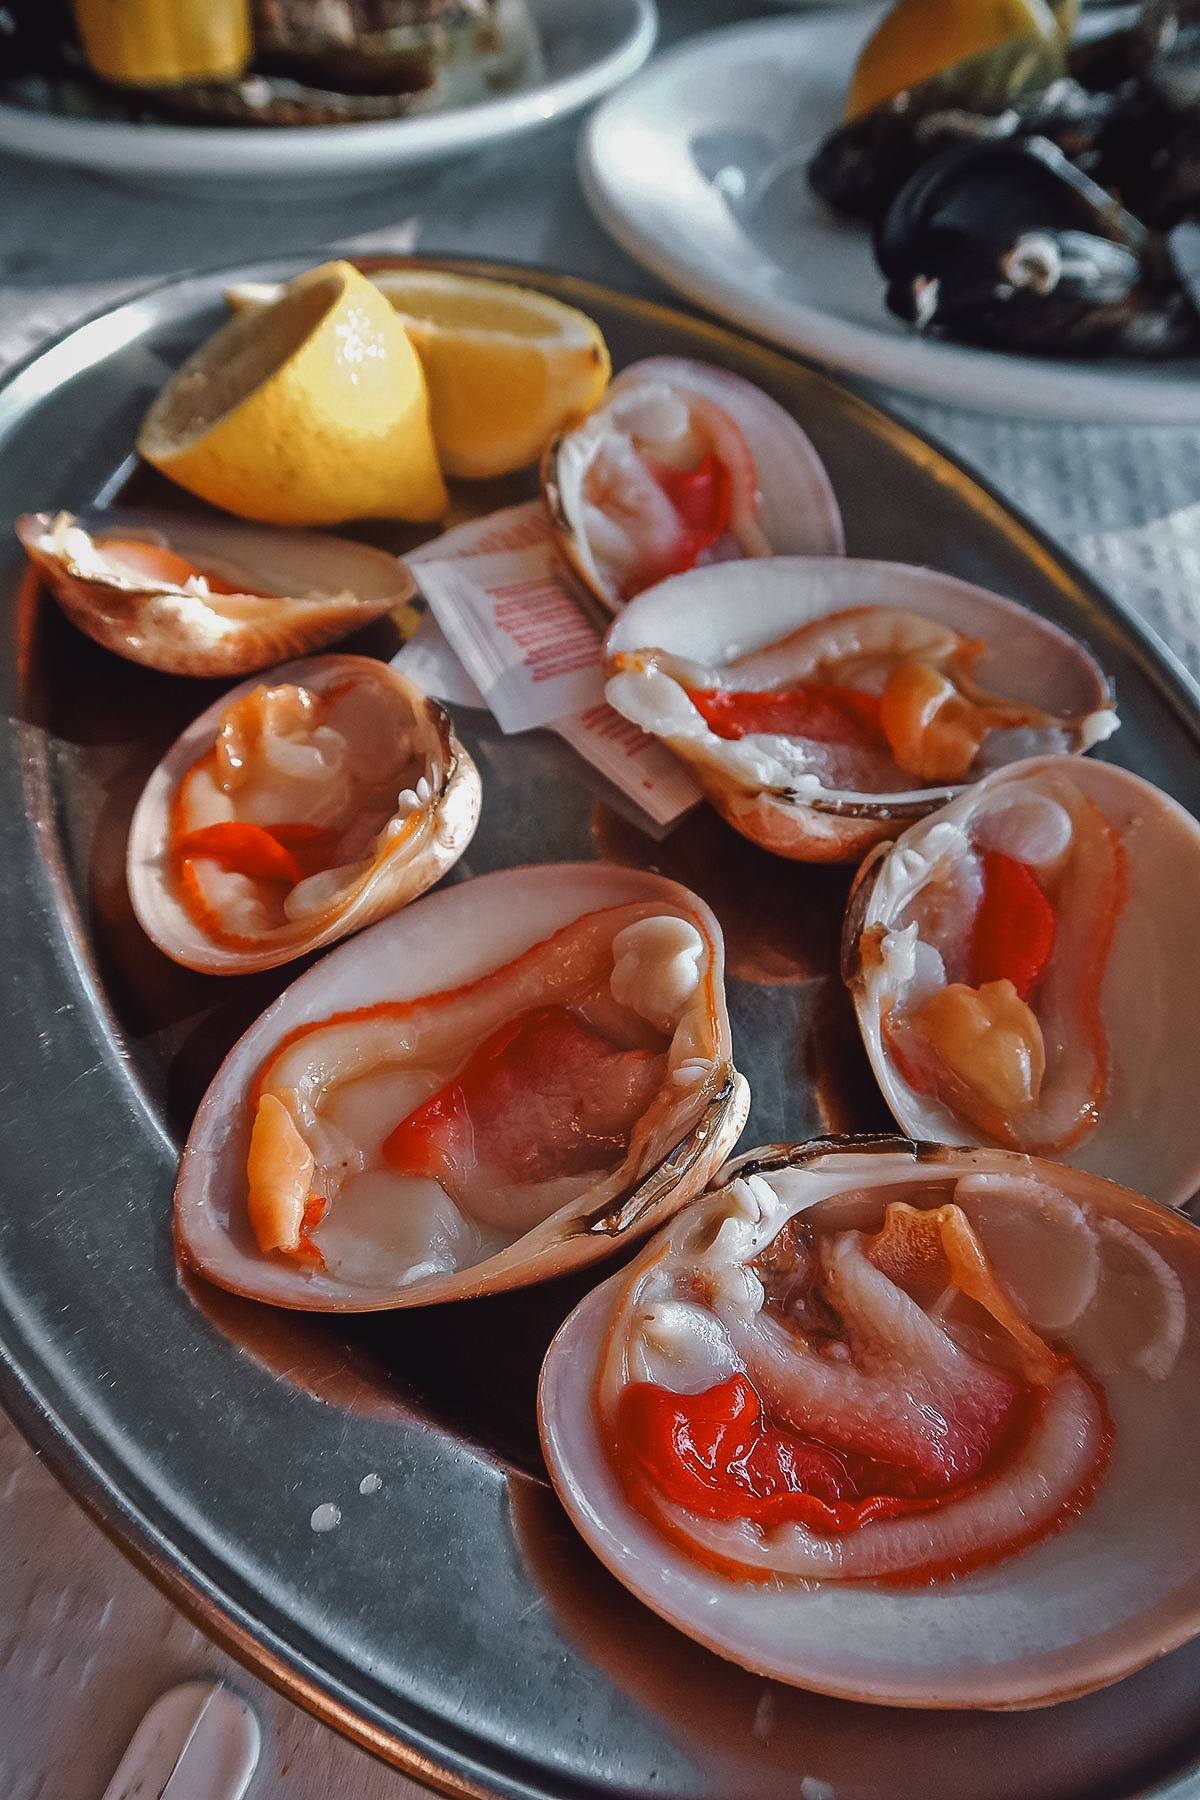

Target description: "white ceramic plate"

left=579, top=8, right=1200, bottom=422
left=0, top=0, right=657, bottom=193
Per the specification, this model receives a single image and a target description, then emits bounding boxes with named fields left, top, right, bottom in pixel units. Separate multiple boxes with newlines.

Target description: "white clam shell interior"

left=127, top=652, right=481, bottom=975
left=847, top=756, right=1200, bottom=1208
left=539, top=1144, right=1200, bottom=1709
left=174, top=862, right=747, bottom=1309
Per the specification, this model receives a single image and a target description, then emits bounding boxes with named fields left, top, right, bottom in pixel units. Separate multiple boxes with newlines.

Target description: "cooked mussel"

left=1080, top=0, right=1200, bottom=230
left=875, top=134, right=1198, bottom=356
left=809, top=77, right=1116, bottom=226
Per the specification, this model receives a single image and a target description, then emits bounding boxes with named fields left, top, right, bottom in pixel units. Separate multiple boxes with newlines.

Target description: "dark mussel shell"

left=1080, top=0, right=1200, bottom=231
left=808, top=97, right=954, bottom=225
left=1091, top=102, right=1200, bottom=232
left=875, top=134, right=1199, bottom=355
left=809, top=78, right=1116, bottom=226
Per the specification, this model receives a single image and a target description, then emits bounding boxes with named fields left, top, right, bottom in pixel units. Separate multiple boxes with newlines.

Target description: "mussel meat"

left=539, top=1138, right=1200, bottom=1707
left=603, top=556, right=1116, bottom=863
left=542, top=358, right=843, bottom=616
left=808, top=76, right=1117, bottom=226
left=875, top=135, right=1198, bottom=356
left=843, top=755, right=1200, bottom=1205
left=127, top=653, right=481, bottom=975
left=17, top=509, right=414, bottom=678
left=174, top=863, right=749, bottom=1307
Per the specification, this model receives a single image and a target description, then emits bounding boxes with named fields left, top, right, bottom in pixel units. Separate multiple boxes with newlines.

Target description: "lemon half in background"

left=138, top=260, right=448, bottom=526
left=845, top=0, right=1071, bottom=119
left=227, top=267, right=612, bottom=481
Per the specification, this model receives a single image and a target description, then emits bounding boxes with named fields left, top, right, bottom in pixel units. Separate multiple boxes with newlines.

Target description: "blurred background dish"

left=578, top=8, right=1200, bottom=421
left=0, top=0, right=658, bottom=193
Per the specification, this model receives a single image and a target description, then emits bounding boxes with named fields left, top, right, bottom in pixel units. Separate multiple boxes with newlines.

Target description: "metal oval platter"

left=3, top=256, right=1200, bottom=1800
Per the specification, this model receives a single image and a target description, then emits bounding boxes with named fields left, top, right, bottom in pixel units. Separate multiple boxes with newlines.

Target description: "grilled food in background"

left=0, top=0, right=540, bottom=126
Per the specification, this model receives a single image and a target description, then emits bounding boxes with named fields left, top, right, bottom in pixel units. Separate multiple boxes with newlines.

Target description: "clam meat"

left=127, top=653, right=481, bottom=975
left=539, top=1139, right=1200, bottom=1707
left=604, top=556, right=1116, bottom=862
left=174, top=863, right=749, bottom=1307
left=542, top=357, right=843, bottom=615
left=17, top=509, right=414, bottom=678
left=843, top=755, right=1200, bottom=1206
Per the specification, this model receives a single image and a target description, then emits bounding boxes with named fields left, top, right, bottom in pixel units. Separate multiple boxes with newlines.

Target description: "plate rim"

left=578, top=9, right=1200, bottom=424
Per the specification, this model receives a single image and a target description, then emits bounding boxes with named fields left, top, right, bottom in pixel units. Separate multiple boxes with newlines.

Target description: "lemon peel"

left=845, top=0, right=1064, bottom=120
left=370, top=270, right=611, bottom=479
left=227, top=268, right=612, bottom=481
left=138, top=259, right=447, bottom=526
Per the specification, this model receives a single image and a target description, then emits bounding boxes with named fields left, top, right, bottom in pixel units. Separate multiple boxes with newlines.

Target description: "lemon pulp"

left=138, top=259, right=447, bottom=526
left=368, top=269, right=612, bottom=480
left=228, top=268, right=612, bottom=481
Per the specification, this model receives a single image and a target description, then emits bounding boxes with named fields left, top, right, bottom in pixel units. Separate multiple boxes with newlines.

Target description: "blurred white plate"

left=579, top=9, right=1200, bottom=421
left=0, top=0, right=657, bottom=194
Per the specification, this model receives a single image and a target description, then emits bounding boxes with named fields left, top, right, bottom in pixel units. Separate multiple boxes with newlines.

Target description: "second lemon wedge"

left=369, top=269, right=611, bottom=479
left=845, top=0, right=1065, bottom=119
left=138, top=259, right=448, bottom=526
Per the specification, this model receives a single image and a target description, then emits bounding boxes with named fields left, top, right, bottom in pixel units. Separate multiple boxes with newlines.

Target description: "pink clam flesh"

left=604, top=556, right=1116, bottom=862
left=174, top=863, right=749, bottom=1308
left=127, top=653, right=481, bottom=975
left=539, top=1139, right=1200, bottom=1708
left=843, top=755, right=1200, bottom=1207
left=17, top=509, right=414, bottom=677
left=542, top=357, right=843, bottom=614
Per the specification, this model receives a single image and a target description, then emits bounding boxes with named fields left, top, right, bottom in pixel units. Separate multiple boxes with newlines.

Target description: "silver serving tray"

left=3, top=257, right=1200, bottom=1800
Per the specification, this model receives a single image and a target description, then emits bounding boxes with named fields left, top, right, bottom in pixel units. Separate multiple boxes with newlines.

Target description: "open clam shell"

left=16, top=509, right=414, bottom=678
left=175, top=863, right=750, bottom=1308
left=604, top=556, right=1116, bottom=862
left=842, top=755, right=1200, bottom=1207
left=128, top=653, right=481, bottom=975
left=542, top=357, right=844, bottom=615
left=539, top=1138, right=1200, bottom=1709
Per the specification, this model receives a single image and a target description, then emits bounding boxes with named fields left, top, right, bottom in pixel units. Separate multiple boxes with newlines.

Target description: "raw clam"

left=174, top=863, right=749, bottom=1307
left=604, top=556, right=1116, bottom=863
left=539, top=1137, right=1200, bottom=1708
left=542, top=358, right=843, bottom=615
left=842, top=755, right=1200, bottom=1206
left=16, top=509, right=414, bottom=678
left=127, top=653, right=481, bottom=975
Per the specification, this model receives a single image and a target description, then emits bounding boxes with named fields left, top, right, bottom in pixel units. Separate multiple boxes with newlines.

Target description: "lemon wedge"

left=227, top=268, right=612, bottom=480
left=845, top=0, right=1064, bottom=119
left=138, top=260, right=447, bottom=526
left=370, top=270, right=611, bottom=478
